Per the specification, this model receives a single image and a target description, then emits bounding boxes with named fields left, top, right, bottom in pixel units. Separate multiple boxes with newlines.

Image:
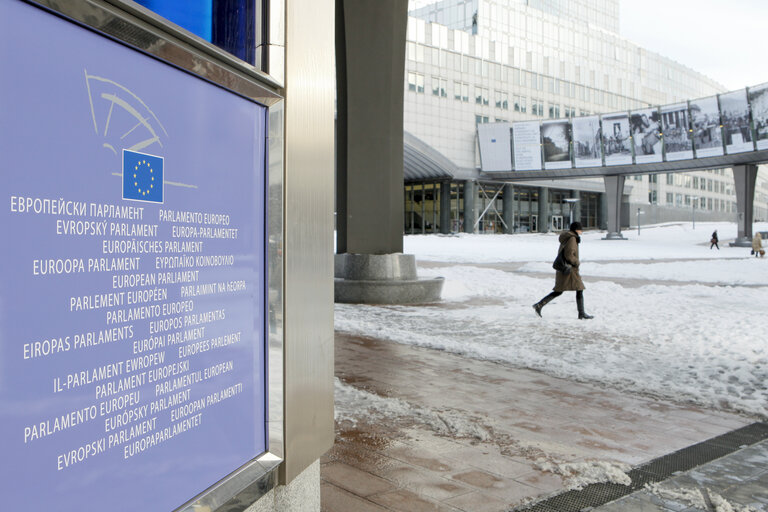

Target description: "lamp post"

left=637, top=208, right=645, bottom=236
left=563, top=198, right=580, bottom=227
left=691, top=196, right=698, bottom=230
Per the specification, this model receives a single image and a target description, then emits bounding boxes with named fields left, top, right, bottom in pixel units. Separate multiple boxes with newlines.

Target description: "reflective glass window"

left=135, top=0, right=258, bottom=65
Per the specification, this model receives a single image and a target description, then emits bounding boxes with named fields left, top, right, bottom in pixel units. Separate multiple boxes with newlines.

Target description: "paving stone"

left=321, top=462, right=396, bottom=497
left=320, top=482, right=390, bottom=512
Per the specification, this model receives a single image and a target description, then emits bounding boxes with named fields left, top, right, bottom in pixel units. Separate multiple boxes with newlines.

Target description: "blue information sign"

left=0, top=2, right=267, bottom=510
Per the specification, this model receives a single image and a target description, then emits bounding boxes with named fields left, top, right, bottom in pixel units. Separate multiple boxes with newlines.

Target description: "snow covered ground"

left=335, top=222, right=768, bottom=418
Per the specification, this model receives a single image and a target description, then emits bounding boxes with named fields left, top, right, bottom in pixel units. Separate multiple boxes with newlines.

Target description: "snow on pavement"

left=335, top=222, right=768, bottom=418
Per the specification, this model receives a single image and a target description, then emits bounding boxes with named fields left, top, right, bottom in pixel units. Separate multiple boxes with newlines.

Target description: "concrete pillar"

left=463, top=180, right=476, bottom=233
left=503, top=183, right=514, bottom=234
left=599, top=191, right=608, bottom=230
left=334, top=0, right=442, bottom=304
left=440, top=182, right=451, bottom=234
left=335, top=0, right=407, bottom=254
left=731, top=164, right=758, bottom=246
left=570, top=189, right=581, bottom=227
left=537, top=187, right=549, bottom=233
left=602, top=175, right=626, bottom=239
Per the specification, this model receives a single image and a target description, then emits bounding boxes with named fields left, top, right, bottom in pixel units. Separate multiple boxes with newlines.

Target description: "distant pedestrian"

left=533, top=222, right=593, bottom=320
left=710, top=230, right=719, bottom=250
left=753, top=232, right=763, bottom=257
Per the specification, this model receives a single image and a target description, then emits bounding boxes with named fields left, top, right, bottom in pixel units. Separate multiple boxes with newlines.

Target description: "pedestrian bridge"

left=461, top=85, right=768, bottom=243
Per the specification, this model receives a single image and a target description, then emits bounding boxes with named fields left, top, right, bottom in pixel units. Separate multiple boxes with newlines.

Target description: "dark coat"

left=554, top=231, right=585, bottom=291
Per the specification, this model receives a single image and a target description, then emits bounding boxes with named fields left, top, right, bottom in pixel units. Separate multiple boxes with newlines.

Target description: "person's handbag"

left=552, top=248, right=572, bottom=275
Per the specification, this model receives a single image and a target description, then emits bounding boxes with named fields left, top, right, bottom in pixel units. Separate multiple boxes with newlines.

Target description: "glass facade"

left=404, top=0, right=768, bottom=230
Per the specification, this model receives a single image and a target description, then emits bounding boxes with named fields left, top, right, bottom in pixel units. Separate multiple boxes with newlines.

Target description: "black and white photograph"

left=748, top=83, right=768, bottom=150
left=600, top=112, right=633, bottom=165
left=572, top=116, right=602, bottom=168
left=630, top=108, right=662, bottom=163
left=661, top=103, right=693, bottom=161
left=719, top=89, right=753, bottom=154
left=541, top=120, right=572, bottom=170
left=512, top=121, right=542, bottom=171
left=689, top=95, right=723, bottom=158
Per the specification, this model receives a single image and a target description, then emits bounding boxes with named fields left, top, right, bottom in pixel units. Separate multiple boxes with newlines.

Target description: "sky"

left=408, top=0, right=767, bottom=91
left=619, top=0, right=767, bottom=90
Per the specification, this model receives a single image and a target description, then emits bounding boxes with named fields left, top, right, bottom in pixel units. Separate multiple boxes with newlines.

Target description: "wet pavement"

left=321, top=332, right=754, bottom=512
left=593, top=439, right=768, bottom=511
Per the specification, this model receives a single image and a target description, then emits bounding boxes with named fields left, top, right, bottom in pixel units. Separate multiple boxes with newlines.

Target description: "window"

left=666, top=173, right=674, bottom=185
left=475, top=87, right=489, bottom=105
left=495, top=90, right=508, bottom=110
left=548, top=104, right=560, bottom=118
left=432, top=77, right=447, bottom=97
left=532, top=99, right=544, bottom=116
left=135, top=0, right=259, bottom=65
left=666, top=193, right=674, bottom=204
left=408, top=72, right=417, bottom=92
left=408, top=72, right=424, bottom=93
left=707, top=180, right=713, bottom=192
left=708, top=197, right=713, bottom=210
left=675, top=194, right=682, bottom=207
left=475, top=115, right=489, bottom=124
left=649, top=190, right=657, bottom=204
left=649, top=174, right=658, bottom=184
left=455, top=81, right=469, bottom=101
left=693, top=177, right=699, bottom=188
left=634, top=175, right=642, bottom=181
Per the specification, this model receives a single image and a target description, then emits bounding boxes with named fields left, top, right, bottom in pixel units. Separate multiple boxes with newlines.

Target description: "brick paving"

left=322, top=332, right=751, bottom=512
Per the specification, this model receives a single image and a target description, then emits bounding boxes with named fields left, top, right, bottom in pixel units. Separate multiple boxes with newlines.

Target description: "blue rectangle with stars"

left=123, top=149, right=164, bottom=203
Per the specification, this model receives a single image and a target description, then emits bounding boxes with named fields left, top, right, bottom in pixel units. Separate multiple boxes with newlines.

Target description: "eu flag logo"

left=123, top=150, right=163, bottom=203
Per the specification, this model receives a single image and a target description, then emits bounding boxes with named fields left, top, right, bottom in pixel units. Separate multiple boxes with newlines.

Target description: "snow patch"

left=534, top=459, right=631, bottom=490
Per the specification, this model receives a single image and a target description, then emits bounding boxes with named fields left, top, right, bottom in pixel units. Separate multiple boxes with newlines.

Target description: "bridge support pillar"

left=602, top=175, right=626, bottom=240
left=463, top=180, right=476, bottom=233
left=731, top=164, right=758, bottom=247
left=538, top=187, right=549, bottom=233
left=503, top=184, right=514, bottom=234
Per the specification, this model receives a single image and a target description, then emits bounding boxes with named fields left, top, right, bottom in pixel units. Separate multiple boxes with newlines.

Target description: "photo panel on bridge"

left=748, top=83, right=768, bottom=150
left=719, top=89, right=753, bottom=154
left=600, top=112, right=632, bottom=166
left=689, top=95, right=724, bottom=158
left=572, top=115, right=602, bottom=168
left=541, top=119, right=572, bottom=170
left=661, top=103, right=693, bottom=161
left=511, top=120, right=543, bottom=171
left=630, top=107, right=662, bottom=163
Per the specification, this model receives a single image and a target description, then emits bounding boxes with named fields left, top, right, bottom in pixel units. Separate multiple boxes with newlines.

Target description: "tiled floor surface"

left=322, top=332, right=751, bottom=512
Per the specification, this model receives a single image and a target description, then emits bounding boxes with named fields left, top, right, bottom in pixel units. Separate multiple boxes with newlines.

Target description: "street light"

left=691, top=196, right=698, bottom=230
left=563, top=198, right=580, bottom=227
left=637, top=208, right=645, bottom=235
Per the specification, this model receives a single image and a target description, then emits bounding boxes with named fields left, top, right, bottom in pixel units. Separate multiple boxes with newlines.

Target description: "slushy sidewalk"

left=322, top=332, right=755, bottom=512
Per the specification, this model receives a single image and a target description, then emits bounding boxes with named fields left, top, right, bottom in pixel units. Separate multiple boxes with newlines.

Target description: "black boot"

left=576, top=291, right=593, bottom=319
left=533, top=292, right=560, bottom=317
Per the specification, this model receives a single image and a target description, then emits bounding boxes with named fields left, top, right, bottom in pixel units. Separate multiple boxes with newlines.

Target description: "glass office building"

left=403, top=0, right=768, bottom=233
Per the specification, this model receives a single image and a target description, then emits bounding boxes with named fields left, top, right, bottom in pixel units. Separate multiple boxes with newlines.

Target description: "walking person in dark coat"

left=710, top=230, right=719, bottom=250
left=533, top=222, right=593, bottom=319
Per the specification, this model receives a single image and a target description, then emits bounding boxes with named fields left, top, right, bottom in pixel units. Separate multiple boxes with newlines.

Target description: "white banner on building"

left=572, top=115, right=602, bottom=168
left=601, top=112, right=633, bottom=166
left=748, top=83, right=768, bottom=150
left=720, top=89, right=753, bottom=154
left=630, top=108, right=662, bottom=163
left=541, top=119, right=572, bottom=170
left=512, top=121, right=542, bottom=171
left=689, top=95, right=724, bottom=158
left=477, top=122, right=512, bottom=171
left=661, top=103, right=693, bottom=161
